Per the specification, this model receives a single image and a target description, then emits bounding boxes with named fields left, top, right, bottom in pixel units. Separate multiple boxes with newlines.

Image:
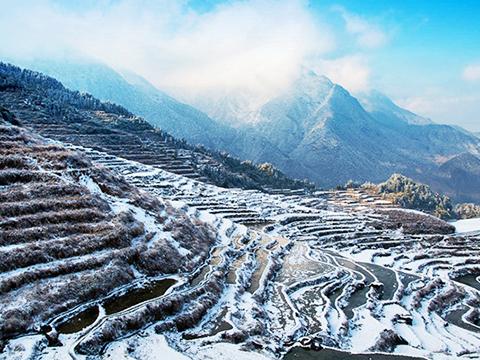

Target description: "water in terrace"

left=454, top=272, right=480, bottom=292
left=277, top=243, right=333, bottom=286
left=247, top=248, right=270, bottom=293
left=444, top=305, right=480, bottom=333
left=103, top=278, right=177, bottom=315
left=359, top=262, right=399, bottom=301
left=56, top=306, right=100, bottom=334
left=227, top=253, right=247, bottom=284
left=191, top=246, right=224, bottom=286
left=183, top=308, right=233, bottom=340
left=57, top=278, right=177, bottom=333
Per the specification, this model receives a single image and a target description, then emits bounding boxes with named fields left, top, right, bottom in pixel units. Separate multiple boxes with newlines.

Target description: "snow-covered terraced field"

left=26, top=144, right=476, bottom=360
left=1, top=130, right=479, bottom=359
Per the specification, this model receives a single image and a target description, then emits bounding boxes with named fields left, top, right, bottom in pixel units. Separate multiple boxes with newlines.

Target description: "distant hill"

left=375, top=174, right=454, bottom=219
left=437, top=153, right=480, bottom=203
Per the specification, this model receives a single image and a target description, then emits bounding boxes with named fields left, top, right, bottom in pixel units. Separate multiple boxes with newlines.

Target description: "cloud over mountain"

left=0, top=0, right=333, bottom=99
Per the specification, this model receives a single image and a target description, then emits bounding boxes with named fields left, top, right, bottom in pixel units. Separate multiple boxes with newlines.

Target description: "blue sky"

left=1, top=0, right=479, bottom=130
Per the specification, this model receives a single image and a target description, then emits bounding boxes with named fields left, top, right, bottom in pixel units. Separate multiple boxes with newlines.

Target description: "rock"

left=394, top=314, right=413, bottom=326
left=46, top=329, right=63, bottom=347
left=221, top=331, right=247, bottom=344
left=310, top=337, right=323, bottom=351
left=369, top=329, right=408, bottom=353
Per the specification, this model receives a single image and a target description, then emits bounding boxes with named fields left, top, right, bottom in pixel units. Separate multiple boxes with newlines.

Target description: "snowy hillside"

left=0, top=62, right=310, bottom=192
left=4, top=128, right=480, bottom=359
left=13, top=59, right=480, bottom=203
left=0, top=119, right=222, bottom=355
left=358, top=90, right=433, bottom=126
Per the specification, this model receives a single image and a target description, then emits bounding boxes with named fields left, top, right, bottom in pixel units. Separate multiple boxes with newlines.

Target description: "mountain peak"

left=296, top=68, right=333, bottom=88
left=298, top=67, right=333, bottom=83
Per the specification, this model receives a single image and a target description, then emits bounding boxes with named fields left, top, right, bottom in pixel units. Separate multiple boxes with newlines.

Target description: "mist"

left=0, top=0, right=337, bottom=101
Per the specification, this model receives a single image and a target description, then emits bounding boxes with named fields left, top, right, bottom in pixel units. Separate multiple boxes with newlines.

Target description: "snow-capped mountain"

left=185, top=88, right=265, bottom=128
left=12, top=58, right=238, bottom=151
left=234, top=70, right=480, bottom=201
left=14, top=58, right=480, bottom=201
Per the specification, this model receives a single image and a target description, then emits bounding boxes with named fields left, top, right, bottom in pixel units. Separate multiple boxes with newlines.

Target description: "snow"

left=451, top=217, right=480, bottom=233
left=348, top=308, right=388, bottom=352
left=104, top=329, right=191, bottom=360
left=0, top=335, right=41, bottom=360
left=191, top=343, right=273, bottom=360
left=6, top=144, right=479, bottom=360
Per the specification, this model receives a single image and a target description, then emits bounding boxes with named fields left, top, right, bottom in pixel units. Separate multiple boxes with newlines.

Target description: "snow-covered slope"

left=0, top=118, right=221, bottom=350
left=2, top=107, right=480, bottom=359
left=11, top=59, right=480, bottom=202
left=27, top=141, right=480, bottom=360
left=186, top=88, right=265, bottom=128
left=185, top=68, right=480, bottom=201
left=0, top=62, right=311, bottom=192
left=452, top=217, right=480, bottom=234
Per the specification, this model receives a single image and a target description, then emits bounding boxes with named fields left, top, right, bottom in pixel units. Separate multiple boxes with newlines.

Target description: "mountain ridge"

left=232, top=70, right=480, bottom=202
left=0, top=61, right=312, bottom=192
left=9, top=59, right=480, bottom=203
left=10, top=58, right=239, bottom=151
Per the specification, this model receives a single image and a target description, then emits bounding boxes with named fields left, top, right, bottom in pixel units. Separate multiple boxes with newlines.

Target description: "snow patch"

left=451, top=217, right=480, bottom=234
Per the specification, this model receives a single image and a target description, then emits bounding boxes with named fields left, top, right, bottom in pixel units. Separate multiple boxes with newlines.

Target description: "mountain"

left=15, top=59, right=296, bottom=178
left=13, top=60, right=480, bottom=203
left=229, top=70, right=480, bottom=202
left=185, top=88, right=264, bottom=128
left=12, top=59, right=238, bottom=151
left=2, top=64, right=480, bottom=360
left=0, top=62, right=312, bottom=192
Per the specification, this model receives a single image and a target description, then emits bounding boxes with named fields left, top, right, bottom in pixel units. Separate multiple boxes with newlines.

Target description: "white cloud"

left=311, top=55, right=371, bottom=92
left=333, top=6, right=388, bottom=49
left=462, top=64, right=480, bottom=82
left=397, top=93, right=480, bottom=131
left=0, top=0, right=334, bottom=99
